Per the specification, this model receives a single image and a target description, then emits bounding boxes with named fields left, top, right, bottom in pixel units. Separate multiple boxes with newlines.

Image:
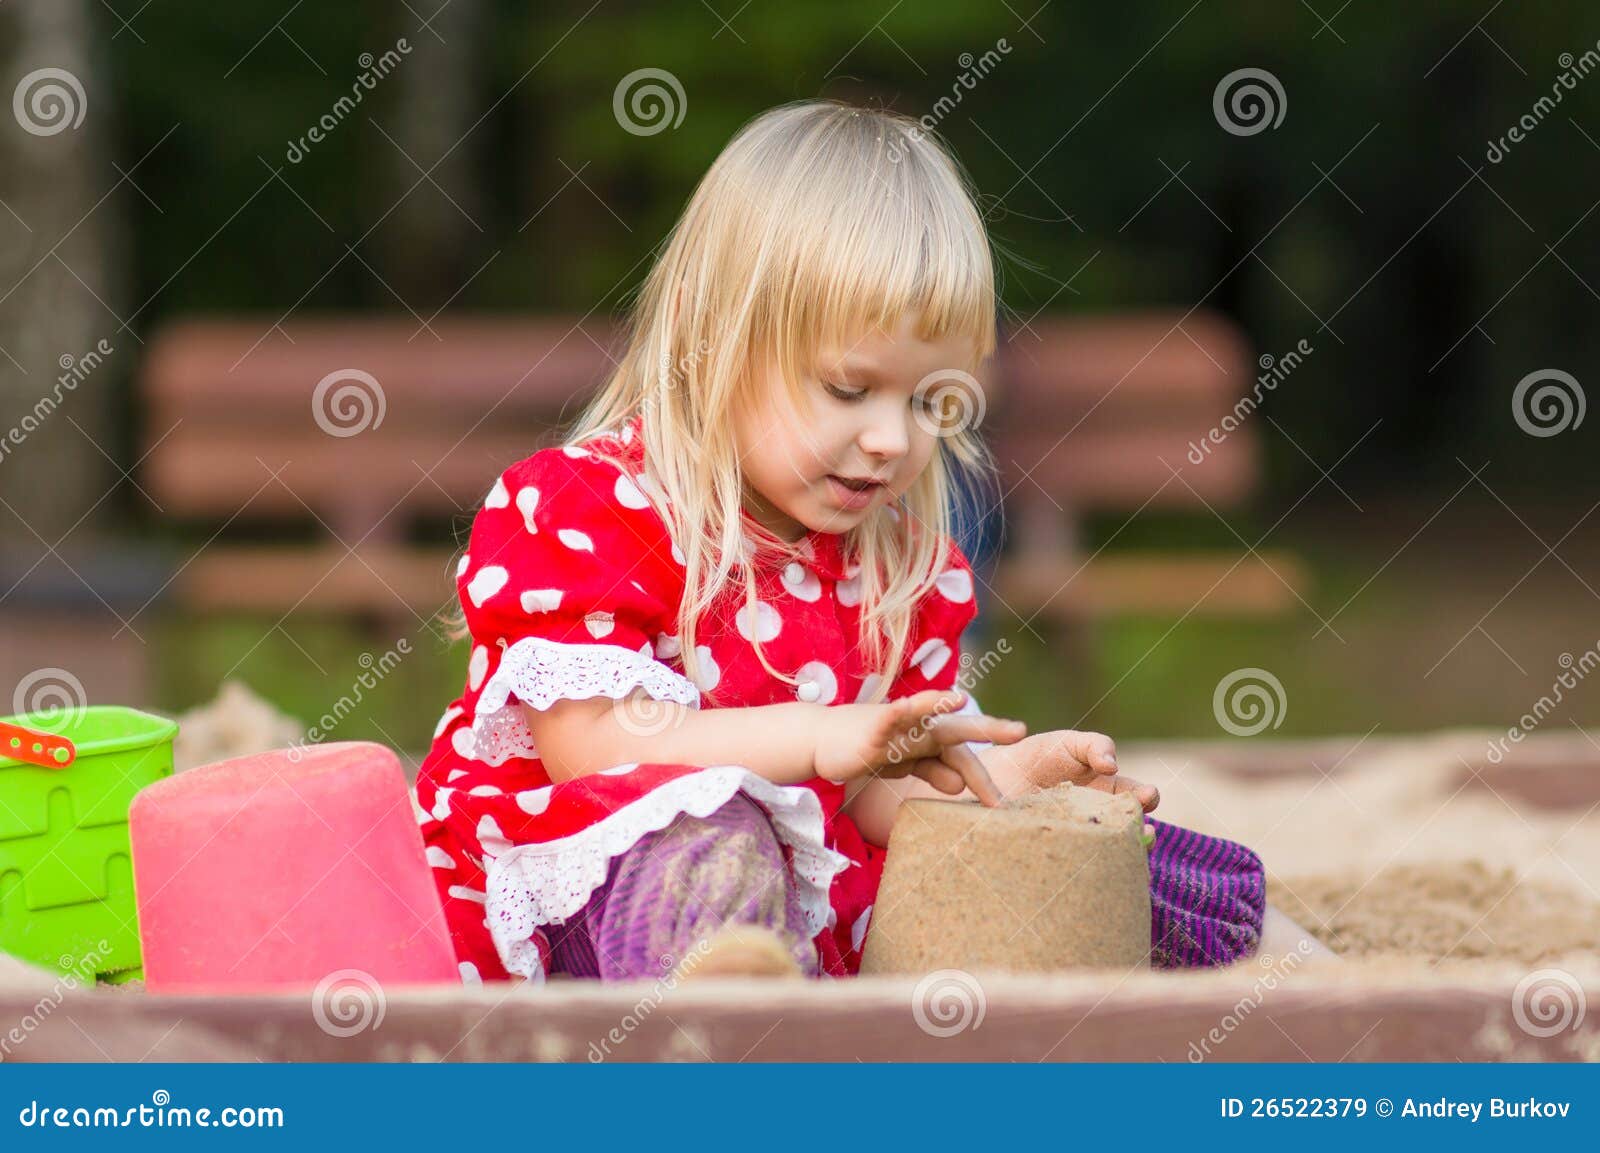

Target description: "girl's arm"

left=526, top=695, right=826, bottom=786
left=523, top=689, right=1020, bottom=799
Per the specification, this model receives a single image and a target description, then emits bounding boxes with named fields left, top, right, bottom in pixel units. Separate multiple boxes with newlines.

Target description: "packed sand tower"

left=860, top=784, right=1150, bottom=974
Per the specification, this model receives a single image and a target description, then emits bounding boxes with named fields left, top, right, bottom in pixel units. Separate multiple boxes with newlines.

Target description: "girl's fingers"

left=895, top=689, right=966, bottom=726
left=1083, top=773, right=1161, bottom=812
left=884, top=689, right=968, bottom=761
left=1076, top=731, right=1119, bottom=775
left=939, top=740, right=1005, bottom=808
left=1129, top=779, right=1160, bottom=812
left=911, top=759, right=967, bottom=795
left=1109, top=775, right=1158, bottom=812
left=1042, top=729, right=1118, bottom=776
left=927, top=713, right=1026, bottom=748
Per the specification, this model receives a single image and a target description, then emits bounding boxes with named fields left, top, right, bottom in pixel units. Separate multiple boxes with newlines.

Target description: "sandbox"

left=1, top=719, right=1596, bottom=1062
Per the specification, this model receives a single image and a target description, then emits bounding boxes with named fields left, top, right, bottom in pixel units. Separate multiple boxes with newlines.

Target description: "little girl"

left=414, top=100, right=1308, bottom=985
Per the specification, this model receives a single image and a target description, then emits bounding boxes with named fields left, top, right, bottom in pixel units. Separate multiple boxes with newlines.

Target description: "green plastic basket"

left=0, top=706, right=178, bottom=984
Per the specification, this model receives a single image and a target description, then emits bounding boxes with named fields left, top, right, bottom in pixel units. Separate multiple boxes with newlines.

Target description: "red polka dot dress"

left=413, top=414, right=980, bottom=984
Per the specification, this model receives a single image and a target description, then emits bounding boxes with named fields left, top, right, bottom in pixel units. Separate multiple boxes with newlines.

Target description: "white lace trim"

left=482, top=766, right=851, bottom=980
left=464, top=637, right=701, bottom=767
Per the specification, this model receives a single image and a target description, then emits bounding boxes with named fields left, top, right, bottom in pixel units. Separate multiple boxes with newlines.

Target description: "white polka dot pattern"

left=421, top=417, right=982, bottom=984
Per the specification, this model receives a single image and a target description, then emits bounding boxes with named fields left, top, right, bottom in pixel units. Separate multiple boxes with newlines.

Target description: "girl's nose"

left=858, top=413, right=910, bottom=460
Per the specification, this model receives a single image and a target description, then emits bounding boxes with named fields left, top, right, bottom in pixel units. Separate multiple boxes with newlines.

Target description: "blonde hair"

left=447, top=99, right=997, bottom=704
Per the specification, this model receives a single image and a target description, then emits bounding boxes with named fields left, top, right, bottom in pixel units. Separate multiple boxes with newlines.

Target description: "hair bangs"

left=738, top=108, right=995, bottom=407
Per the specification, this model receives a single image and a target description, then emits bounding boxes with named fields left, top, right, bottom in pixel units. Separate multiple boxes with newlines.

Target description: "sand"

left=860, top=784, right=1151, bottom=974
left=1122, top=731, right=1600, bottom=967
left=171, top=680, right=306, bottom=772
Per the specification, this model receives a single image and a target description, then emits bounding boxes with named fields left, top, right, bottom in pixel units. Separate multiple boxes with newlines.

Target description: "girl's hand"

left=1017, top=729, right=1160, bottom=816
left=812, top=689, right=1026, bottom=807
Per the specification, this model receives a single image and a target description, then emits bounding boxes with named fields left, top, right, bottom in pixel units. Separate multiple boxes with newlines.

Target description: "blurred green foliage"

left=95, top=1, right=1600, bottom=742
left=111, top=0, right=1600, bottom=497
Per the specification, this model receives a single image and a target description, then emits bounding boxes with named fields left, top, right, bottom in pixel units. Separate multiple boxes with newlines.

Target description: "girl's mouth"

left=826, top=474, right=885, bottom=509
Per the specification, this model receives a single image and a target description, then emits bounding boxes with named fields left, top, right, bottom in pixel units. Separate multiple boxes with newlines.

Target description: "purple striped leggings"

left=544, top=796, right=1266, bottom=980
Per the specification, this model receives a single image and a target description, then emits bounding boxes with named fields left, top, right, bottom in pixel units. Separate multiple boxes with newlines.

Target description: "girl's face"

left=734, top=313, right=980, bottom=541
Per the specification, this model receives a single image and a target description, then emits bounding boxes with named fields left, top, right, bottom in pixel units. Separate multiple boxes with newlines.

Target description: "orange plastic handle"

left=0, top=721, right=77, bottom=769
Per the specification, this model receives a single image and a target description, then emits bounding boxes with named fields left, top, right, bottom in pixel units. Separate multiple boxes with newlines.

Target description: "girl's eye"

left=822, top=380, right=867, bottom=403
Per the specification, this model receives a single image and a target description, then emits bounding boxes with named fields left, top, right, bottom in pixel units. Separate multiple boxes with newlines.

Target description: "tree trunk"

left=0, top=0, right=122, bottom=547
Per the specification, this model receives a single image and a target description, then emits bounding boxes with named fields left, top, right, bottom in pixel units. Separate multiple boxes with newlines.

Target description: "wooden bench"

left=139, top=311, right=1305, bottom=624
left=988, top=311, right=1308, bottom=621
left=140, top=317, right=617, bottom=621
